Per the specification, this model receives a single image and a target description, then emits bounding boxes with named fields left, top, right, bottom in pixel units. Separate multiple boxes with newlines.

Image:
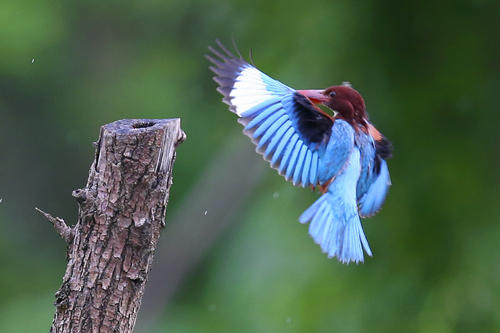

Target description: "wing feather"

left=280, top=134, right=300, bottom=174
left=208, top=41, right=334, bottom=187
left=245, top=103, right=282, bottom=129
left=252, top=110, right=286, bottom=138
left=271, top=127, right=295, bottom=166
left=302, top=150, right=312, bottom=186
left=293, top=145, right=308, bottom=185
left=310, top=152, right=319, bottom=184
left=265, top=120, right=292, bottom=156
left=286, top=142, right=304, bottom=181
left=257, top=114, right=288, bottom=149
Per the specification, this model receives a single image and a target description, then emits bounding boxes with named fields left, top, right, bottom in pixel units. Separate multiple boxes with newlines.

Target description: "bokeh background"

left=1, top=0, right=500, bottom=332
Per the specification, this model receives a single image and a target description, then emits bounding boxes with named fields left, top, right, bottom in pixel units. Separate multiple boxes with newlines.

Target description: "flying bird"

left=207, top=41, right=392, bottom=264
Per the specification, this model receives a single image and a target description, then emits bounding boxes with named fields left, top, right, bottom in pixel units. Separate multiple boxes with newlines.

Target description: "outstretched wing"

left=207, top=41, right=333, bottom=187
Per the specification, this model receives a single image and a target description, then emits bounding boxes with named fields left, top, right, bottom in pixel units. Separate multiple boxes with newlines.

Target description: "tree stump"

left=38, top=119, right=185, bottom=333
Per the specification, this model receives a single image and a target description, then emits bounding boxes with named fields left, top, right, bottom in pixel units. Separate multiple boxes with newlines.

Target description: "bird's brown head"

left=298, top=85, right=367, bottom=128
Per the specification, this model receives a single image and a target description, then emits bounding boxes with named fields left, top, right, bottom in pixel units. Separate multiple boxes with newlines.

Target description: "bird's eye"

left=329, top=91, right=336, bottom=98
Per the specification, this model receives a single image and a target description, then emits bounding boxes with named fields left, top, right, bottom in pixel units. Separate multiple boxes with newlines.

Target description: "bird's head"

left=298, top=85, right=367, bottom=128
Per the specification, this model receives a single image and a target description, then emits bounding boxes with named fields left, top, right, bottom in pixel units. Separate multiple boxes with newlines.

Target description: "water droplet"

left=31, top=58, right=35, bottom=64
left=204, top=210, right=208, bottom=216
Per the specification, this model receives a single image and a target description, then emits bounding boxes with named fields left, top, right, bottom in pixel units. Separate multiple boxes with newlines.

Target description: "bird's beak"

left=297, top=89, right=328, bottom=104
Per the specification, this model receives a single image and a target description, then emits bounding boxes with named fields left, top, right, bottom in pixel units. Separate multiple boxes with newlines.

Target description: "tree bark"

left=41, top=119, right=185, bottom=333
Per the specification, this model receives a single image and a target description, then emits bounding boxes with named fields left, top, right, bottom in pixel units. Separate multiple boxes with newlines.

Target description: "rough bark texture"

left=47, top=119, right=185, bottom=333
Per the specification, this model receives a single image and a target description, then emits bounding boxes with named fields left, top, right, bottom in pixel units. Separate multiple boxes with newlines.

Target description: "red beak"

left=297, top=89, right=328, bottom=104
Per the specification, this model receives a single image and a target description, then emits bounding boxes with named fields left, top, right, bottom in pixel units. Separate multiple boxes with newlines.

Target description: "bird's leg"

left=319, top=177, right=335, bottom=194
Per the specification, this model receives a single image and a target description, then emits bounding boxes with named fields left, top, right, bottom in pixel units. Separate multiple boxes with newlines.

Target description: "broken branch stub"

left=47, top=118, right=184, bottom=333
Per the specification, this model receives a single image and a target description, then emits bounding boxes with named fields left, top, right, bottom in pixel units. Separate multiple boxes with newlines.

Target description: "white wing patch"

left=230, top=66, right=273, bottom=116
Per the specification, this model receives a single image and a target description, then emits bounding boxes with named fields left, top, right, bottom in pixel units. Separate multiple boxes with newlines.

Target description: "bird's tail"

left=299, top=188, right=372, bottom=264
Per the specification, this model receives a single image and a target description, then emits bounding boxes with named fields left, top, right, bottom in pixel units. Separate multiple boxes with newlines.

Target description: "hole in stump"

left=132, top=121, right=156, bottom=129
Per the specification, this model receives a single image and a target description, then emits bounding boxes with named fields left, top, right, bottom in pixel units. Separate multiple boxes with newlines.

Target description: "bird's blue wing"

left=358, top=158, right=391, bottom=217
left=356, top=132, right=376, bottom=201
left=356, top=127, right=392, bottom=218
left=207, top=41, right=333, bottom=187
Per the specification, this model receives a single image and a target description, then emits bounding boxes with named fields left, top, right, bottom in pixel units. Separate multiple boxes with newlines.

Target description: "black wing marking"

left=293, top=93, right=333, bottom=145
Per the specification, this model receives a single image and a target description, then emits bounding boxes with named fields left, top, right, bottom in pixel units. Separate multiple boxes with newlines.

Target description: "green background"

left=1, top=0, right=499, bottom=332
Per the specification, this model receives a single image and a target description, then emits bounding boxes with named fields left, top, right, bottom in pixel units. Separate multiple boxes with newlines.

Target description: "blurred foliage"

left=1, top=0, right=500, bottom=332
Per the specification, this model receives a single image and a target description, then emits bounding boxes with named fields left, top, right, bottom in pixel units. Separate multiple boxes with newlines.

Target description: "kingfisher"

left=207, top=41, right=392, bottom=264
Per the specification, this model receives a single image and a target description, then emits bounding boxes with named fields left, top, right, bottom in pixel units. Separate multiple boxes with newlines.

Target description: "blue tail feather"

left=299, top=191, right=372, bottom=263
left=299, top=148, right=372, bottom=263
left=299, top=194, right=325, bottom=223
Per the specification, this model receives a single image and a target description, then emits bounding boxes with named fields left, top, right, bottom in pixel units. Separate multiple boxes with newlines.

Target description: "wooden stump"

left=38, top=119, right=185, bottom=333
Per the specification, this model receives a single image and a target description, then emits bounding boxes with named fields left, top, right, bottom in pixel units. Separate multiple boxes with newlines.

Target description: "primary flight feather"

left=207, top=41, right=392, bottom=264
